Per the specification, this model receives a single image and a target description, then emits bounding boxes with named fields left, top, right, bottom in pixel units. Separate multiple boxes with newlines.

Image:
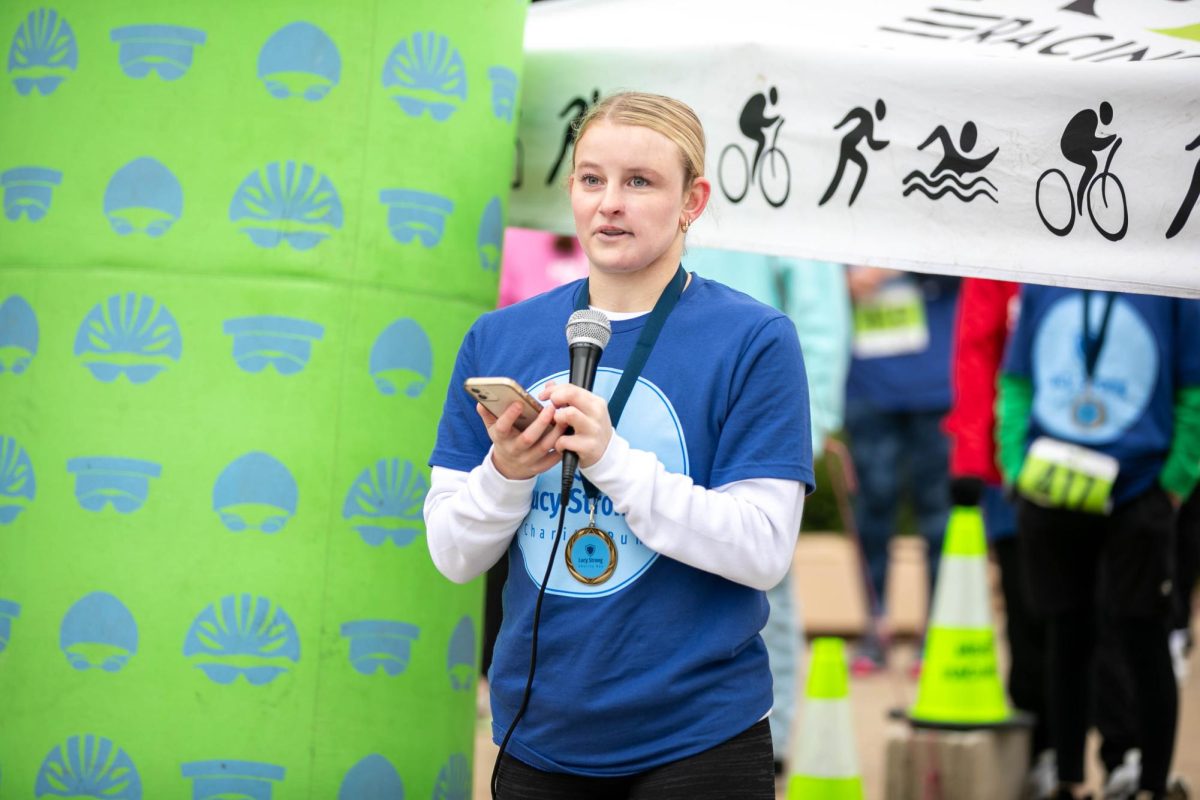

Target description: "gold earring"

left=681, top=218, right=691, bottom=233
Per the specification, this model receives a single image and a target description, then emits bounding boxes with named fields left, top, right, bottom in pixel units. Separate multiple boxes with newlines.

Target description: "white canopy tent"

left=509, top=0, right=1200, bottom=297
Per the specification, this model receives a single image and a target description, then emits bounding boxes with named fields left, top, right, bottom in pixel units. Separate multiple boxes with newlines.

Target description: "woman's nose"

left=598, top=185, right=623, bottom=215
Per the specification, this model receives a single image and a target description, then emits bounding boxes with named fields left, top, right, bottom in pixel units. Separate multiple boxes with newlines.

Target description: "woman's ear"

left=683, top=176, right=712, bottom=221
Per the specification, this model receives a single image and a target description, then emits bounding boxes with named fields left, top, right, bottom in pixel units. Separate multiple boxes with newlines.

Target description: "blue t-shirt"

left=430, top=274, right=814, bottom=775
left=846, top=274, right=958, bottom=412
left=1003, top=286, right=1200, bottom=506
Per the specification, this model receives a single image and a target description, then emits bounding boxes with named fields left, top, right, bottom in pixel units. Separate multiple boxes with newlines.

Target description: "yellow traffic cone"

left=909, top=505, right=1011, bottom=725
left=787, top=637, right=864, bottom=799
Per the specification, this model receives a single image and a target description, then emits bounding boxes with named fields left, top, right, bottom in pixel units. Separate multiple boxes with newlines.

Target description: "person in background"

left=998, top=286, right=1200, bottom=800
left=684, top=247, right=851, bottom=775
left=498, top=228, right=590, bottom=309
left=844, top=266, right=958, bottom=675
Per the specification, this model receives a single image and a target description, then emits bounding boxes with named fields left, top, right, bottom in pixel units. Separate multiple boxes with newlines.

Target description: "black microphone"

left=561, top=309, right=611, bottom=493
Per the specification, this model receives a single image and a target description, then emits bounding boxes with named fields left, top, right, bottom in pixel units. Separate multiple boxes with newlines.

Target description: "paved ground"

left=472, top=638, right=1200, bottom=799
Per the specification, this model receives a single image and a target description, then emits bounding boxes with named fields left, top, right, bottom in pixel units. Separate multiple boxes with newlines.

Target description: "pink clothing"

left=498, top=228, right=589, bottom=307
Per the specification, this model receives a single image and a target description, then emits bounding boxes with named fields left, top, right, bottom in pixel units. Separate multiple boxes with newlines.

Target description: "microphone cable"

left=489, top=467, right=575, bottom=799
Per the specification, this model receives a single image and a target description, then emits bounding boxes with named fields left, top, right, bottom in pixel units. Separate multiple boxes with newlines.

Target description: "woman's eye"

left=630, top=176, right=650, bottom=188
left=581, top=174, right=601, bottom=186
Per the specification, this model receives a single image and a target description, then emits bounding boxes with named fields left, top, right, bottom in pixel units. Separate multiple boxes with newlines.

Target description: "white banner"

left=510, top=0, right=1200, bottom=297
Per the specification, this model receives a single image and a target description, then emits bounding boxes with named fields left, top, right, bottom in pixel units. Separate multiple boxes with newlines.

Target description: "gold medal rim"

left=564, top=526, right=618, bottom=585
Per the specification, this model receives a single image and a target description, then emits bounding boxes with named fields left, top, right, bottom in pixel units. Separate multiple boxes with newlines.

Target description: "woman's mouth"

left=598, top=227, right=629, bottom=238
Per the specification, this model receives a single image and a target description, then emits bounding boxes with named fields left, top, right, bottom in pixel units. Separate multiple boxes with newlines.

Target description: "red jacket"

left=944, top=278, right=1019, bottom=485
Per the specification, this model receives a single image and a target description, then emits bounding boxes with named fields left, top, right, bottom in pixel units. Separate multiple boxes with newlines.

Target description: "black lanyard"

left=571, top=264, right=687, bottom=503
left=1081, top=290, right=1116, bottom=382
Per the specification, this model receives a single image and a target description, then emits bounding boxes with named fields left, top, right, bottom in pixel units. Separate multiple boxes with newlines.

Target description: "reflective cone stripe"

left=788, top=638, right=864, bottom=800
left=909, top=506, right=1010, bottom=725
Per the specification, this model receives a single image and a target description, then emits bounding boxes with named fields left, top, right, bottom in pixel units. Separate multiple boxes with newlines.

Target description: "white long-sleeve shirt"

left=425, top=430, right=805, bottom=591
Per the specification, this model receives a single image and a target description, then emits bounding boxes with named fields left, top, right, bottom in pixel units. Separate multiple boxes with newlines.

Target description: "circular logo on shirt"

left=1031, top=294, right=1158, bottom=444
left=517, top=368, right=689, bottom=598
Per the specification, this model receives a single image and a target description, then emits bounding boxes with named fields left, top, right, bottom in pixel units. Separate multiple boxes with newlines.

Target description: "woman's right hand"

left=479, top=383, right=566, bottom=480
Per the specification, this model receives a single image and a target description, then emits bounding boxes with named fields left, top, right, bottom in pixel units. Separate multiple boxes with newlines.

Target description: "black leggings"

left=494, top=719, right=775, bottom=800
left=1047, top=609, right=1177, bottom=792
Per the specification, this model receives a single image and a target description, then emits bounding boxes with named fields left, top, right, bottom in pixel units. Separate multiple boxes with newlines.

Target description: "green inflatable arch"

left=0, top=1, right=525, bottom=795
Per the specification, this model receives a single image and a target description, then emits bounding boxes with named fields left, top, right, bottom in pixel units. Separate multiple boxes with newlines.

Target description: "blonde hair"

left=571, top=92, right=706, bottom=191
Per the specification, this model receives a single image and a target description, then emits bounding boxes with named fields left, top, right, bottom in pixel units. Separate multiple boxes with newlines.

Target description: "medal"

left=565, top=498, right=617, bottom=585
left=1072, top=387, right=1107, bottom=429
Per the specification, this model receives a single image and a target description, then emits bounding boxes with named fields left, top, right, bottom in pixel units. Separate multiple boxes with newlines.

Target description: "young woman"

left=425, top=92, right=814, bottom=797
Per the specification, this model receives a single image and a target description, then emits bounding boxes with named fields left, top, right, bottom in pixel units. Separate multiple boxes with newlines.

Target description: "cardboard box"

left=883, top=720, right=1030, bottom=800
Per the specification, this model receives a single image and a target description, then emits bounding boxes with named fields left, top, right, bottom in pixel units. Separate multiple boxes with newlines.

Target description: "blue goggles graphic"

left=241, top=227, right=327, bottom=251
left=195, top=662, right=288, bottom=686
left=394, top=95, right=457, bottom=121
left=218, top=512, right=289, bottom=534
left=12, top=75, right=65, bottom=96
left=82, top=361, right=166, bottom=384
left=354, top=524, right=420, bottom=548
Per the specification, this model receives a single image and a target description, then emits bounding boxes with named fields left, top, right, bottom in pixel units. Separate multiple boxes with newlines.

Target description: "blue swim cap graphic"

left=447, top=616, right=475, bottom=692
left=340, top=620, right=420, bottom=677
left=35, top=734, right=141, bottom=799
left=0, top=599, right=21, bottom=653
left=477, top=197, right=503, bottom=271
left=0, top=436, right=35, bottom=524
left=74, top=292, right=182, bottom=383
left=110, top=24, right=205, bottom=81
left=379, top=188, right=453, bottom=248
left=342, top=458, right=428, bottom=547
left=369, top=318, right=432, bottom=398
left=433, top=754, right=470, bottom=800
left=258, top=22, right=340, bottom=101
left=181, top=760, right=285, bottom=800
left=339, top=754, right=404, bottom=800
left=0, top=295, right=38, bottom=375
left=229, top=161, right=343, bottom=250
left=223, top=316, right=324, bottom=376
left=212, top=452, right=298, bottom=534
left=486, top=66, right=517, bottom=122
left=67, top=457, right=162, bottom=515
left=7, top=8, right=76, bottom=96
left=2, top=166, right=62, bottom=222
left=103, top=157, right=183, bottom=237
left=183, top=594, right=300, bottom=685
left=60, top=591, right=138, bottom=672
left=381, top=31, right=466, bottom=121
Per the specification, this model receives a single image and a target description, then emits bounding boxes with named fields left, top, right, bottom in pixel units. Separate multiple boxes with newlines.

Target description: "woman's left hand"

left=542, top=383, right=613, bottom=469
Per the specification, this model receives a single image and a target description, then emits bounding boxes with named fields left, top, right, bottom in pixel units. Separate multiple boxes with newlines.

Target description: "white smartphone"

left=464, top=377, right=544, bottom=430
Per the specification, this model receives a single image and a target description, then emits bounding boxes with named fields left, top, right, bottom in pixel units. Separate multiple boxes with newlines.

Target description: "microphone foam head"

left=566, top=309, right=611, bottom=350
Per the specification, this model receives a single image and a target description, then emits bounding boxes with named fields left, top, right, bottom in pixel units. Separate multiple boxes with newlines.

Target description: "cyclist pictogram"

left=718, top=87, right=791, bottom=208
left=1035, top=101, right=1128, bottom=242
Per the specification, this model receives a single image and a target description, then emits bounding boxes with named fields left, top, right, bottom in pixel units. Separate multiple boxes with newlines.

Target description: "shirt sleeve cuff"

left=478, top=446, right=538, bottom=513
left=580, top=431, right=632, bottom=489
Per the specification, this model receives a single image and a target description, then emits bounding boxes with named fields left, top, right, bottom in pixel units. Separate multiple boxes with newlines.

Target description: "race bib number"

left=852, top=283, right=929, bottom=358
left=1016, top=436, right=1119, bottom=515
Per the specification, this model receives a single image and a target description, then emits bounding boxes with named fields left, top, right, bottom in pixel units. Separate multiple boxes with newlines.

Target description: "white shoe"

left=1104, top=750, right=1141, bottom=800
left=1027, top=750, right=1058, bottom=800
left=1170, top=628, right=1191, bottom=684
